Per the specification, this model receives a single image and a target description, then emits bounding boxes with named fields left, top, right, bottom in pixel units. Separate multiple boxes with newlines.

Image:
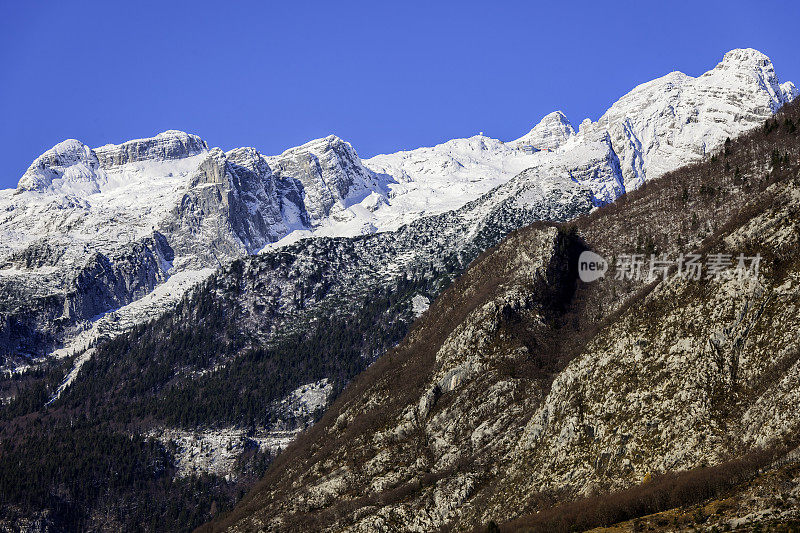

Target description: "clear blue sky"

left=2, top=1, right=798, bottom=189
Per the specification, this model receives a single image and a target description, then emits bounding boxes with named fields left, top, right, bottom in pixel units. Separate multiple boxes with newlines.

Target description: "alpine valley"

left=1, top=49, right=799, bottom=532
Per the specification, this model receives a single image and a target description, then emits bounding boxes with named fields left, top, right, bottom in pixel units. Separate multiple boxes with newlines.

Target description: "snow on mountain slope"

left=511, top=110, right=575, bottom=149
left=345, top=49, right=795, bottom=228
left=0, top=131, right=311, bottom=360
left=262, top=130, right=566, bottom=246
left=783, top=81, right=799, bottom=101
left=259, top=121, right=582, bottom=245
left=266, top=135, right=387, bottom=235
left=361, top=135, right=546, bottom=231
left=577, top=48, right=798, bottom=191
left=16, top=139, right=106, bottom=195
left=0, top=48, right=794, bottom=365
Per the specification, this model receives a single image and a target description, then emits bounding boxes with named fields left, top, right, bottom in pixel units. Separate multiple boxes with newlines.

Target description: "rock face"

left=164, top=147, right=307, bottom=266
left=0, top=132, right=311, bottom=358
left=16, top=139, right=105, bottom=194
left=94, top=130, right=209, bottom=168
left=61, top=232, right=174, bottom=321
left=578, top=47, right=798, bottom=191
left=267, top=136, right=384, bottom=227
left=360, top=48, right=795, bottom=227
left=213, top=99, right=800, bottom=532
left=783, top=81, right=800, bottom=101
left=0, top=230, right=175, bottom=358
left=0, top=48, right=794, bottom=369
left=512, top=110, right=575, bottom=150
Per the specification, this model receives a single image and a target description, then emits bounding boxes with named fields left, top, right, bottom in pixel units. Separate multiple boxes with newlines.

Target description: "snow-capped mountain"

left=0, top=48, right=794, bottom=363
left=211, top=95, right=800, bottom=533
left=2, top=47, right=799, bottom=533
left=576, top=48, right=798, bottom=191
left=511, top=110, right=575, bottom=149
left=0, top=131, right=311, bottom=359
left=267, top=135, right=385, bottom=225
left=361, top=136, right=546, bottom=231
left=327, top=48, right=797, bottom=225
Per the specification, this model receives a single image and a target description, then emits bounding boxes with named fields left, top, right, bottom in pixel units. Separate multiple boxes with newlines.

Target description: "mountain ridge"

left=207, top=94, right=800, bottom=533
left=1, top=47, right=799, bottom=533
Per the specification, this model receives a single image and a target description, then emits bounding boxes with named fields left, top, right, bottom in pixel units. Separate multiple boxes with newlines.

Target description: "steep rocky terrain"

left=0, top=130, right=305, bottom=359
left=1, top=49, right=792, bottom=368
left=207, top=97, right=800, bottom=532
left=0, top=49, right=797, bottom=532
left=578, top=47, right=798, bottom=192
left=0, top=137, right=598, bottom=532
left=512, top=111, right=575, bottom=150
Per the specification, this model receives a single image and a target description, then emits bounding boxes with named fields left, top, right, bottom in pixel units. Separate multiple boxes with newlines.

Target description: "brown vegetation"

left=495, top=446, right=792, bottom=532
left=203, top=99, right=800, bottom=532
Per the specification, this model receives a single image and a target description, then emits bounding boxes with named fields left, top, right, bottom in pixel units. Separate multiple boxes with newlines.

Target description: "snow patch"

left=412, top=294, right=430, bottom=317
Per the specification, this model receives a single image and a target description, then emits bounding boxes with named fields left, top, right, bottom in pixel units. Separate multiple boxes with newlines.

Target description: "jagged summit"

left=16, top=138, right=104, bottom=194
left=577, top=47, right=796, bottom=191
left=267, top=133, right=383, bottom=226
left=705, top=47, right=794, bottom=111
left=283, top=133, right=352, bottom=152
left=781, top=81, right=798, bottom=102
left=512, top=110, right=575, bottom=150
left=719, top=47, right=773, bottom=67
left=16, top=130, right=210, bottom=195
left=94, top=129, right=209, bottom=168
left=1, top=46, right=795, bottom=364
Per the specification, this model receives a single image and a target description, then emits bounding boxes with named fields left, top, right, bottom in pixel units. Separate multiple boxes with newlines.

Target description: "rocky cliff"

left=267, top=135, right=384, bottom=228
left=0, top=132, right=314, bottom=358
left=0, top=47, right=798, bottom=533
left=210, top=96, right=800, bottom=533
left=1, top=49, right=793, bottom=365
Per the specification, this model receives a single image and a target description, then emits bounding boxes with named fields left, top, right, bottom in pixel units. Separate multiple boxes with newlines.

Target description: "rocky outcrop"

left=15, top=139, right=105, bottom=194
left=165, top=147, right=312, bottom=266
left=94, top=130, right=208, bottom=168
left=212, top=99, right=800, bottom=532
left=580, top=48, right=796, bottom=191
left=227, top=146, right=310, bottom=237
left=0, top=232, right=174, bottom=358
left=782, top=81, right=799, bottom=102
left=540, top=130, right=625, bottom=205
left=3, top=239, right=69, bottom=270
left=267, top=135, right=383, bottom=225
left=61, top=232, right=173, bottom=321
left=512, top=110, right=575, bottom=150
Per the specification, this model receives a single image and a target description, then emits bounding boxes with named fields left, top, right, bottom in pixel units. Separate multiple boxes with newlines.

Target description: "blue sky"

left=1, top=1, right=798, bottom=189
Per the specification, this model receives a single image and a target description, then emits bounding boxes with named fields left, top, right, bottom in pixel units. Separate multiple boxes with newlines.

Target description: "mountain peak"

left=513, top=110, right=575, bottom=150
left=708, top=48, right=795, bottom=111
left=156, top=129, right=195, bottom=138
left=711, top=48, right=781, bottom=82
left=301, top=134, right=349, bottom=150
left=719, top=47, right=772, bottom=68
left=268, top=134, right=378, bottom=225
left=782, top=81, right=799, bottom=102
left=16, top=139, right=102, bottom=194
left=94, top=130, right=208, bottom=168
